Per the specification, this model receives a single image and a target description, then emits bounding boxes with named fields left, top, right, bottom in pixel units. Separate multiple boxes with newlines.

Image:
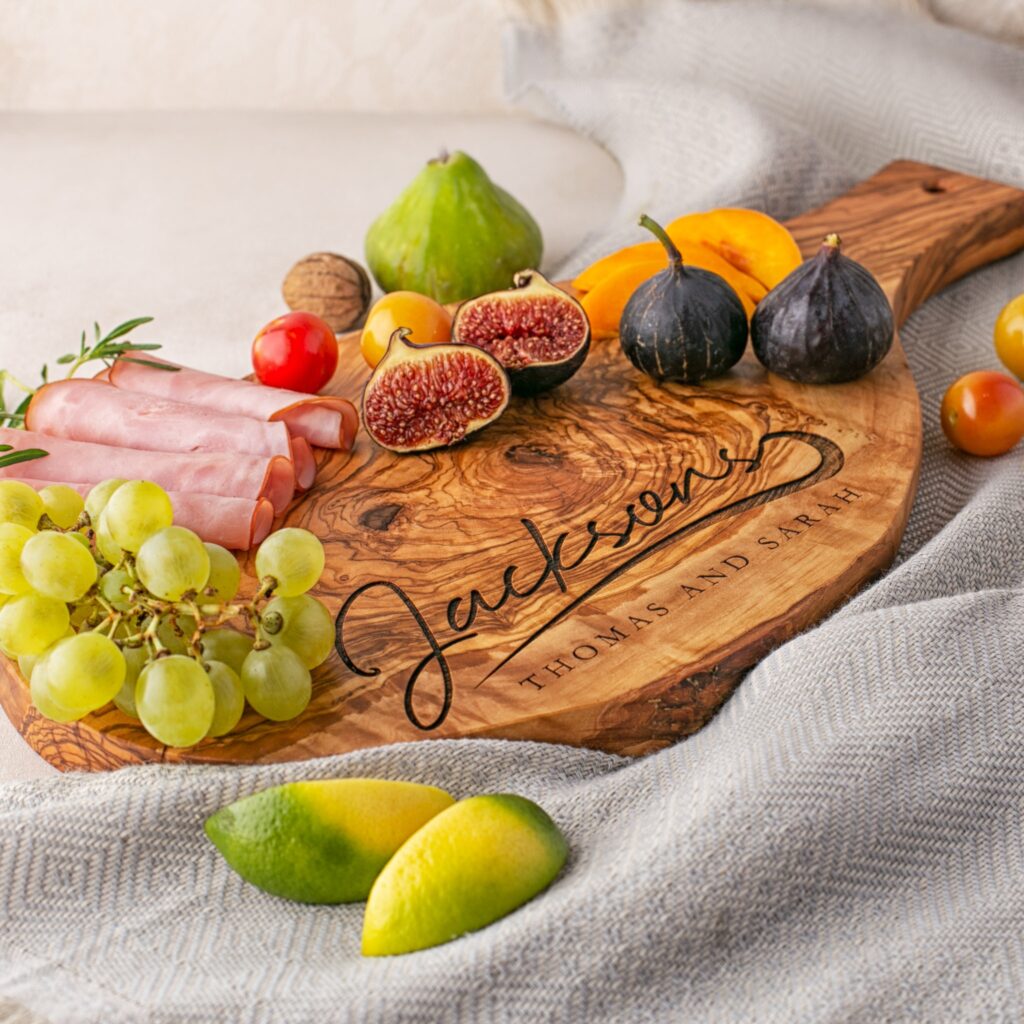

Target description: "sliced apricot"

left=572, top=207, right=799, bottom=339
left=666, top=208, right=802, bottom=291
left=573, top=242, right=664, bottom=293
left=581, top=261, right=664, bottom=338
left=581, top=256, right=757, bottom=340
left=574, top=237, right=766, bottom=301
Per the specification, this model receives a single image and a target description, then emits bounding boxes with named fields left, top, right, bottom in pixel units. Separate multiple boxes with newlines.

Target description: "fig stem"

left=823, top=232, right=843, bottom=251
left=638, top=214, right=684, bottom=268
left=388, top=326, right=414, bottom=351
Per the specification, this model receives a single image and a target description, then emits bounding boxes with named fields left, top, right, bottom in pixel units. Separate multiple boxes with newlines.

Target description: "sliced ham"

left=0, top=427, right=294, bottom=514
left=25, top=378, right=315, bottom=490
left=290, top=436, right=316, bottom=490
left=106, top=356, right=359, bottom=450
left=21, top=479, right=273, bottom=550
left=168, top=494, right=274, bottom=549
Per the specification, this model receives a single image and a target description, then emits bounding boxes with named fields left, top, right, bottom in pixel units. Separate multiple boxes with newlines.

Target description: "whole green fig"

left=364, top=150, right=543, bottom=305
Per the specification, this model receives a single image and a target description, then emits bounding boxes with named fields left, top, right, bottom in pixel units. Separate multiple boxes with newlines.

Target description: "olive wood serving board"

left=5, top=160, right=1024, bottom=771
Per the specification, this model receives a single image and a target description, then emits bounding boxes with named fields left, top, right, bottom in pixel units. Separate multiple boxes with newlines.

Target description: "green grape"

left=260, top=594, right=334, bottom=669
left=136, top=526, right=210, bottom=601
left=99, top=567, right=134, bottom=611
left=21, top=530, right=98, bottom=602
left=103, top=480, right=173, bottom=553
left=84, top=478, right=125, bottom=524
left=199, top=627, right=253, bottom=675
left=0, top=522, right=34, bottom=595
left=202, top=543, right=240, bottom=604
left=240, top=644, right=311, bottom=721
left=112, top=645, right=149, bottom=718
left=0, top=593, right=70, bottom=655
left=69, top=531, right=92, bottom=552
left=96, top=509, right=123, bottom=565
left=255, top=528, right=325, bottom=597
left=17, top=650, right=36, bottom=679
left=70, top=598, right=102, bottom=631
left=205, top=660, right=245, bottom=737
left=155, top=613, right=197, bottom=655
left=31, top=656, right=91, bottom=723
left=38, top=484, right=84, bottom=529
left=0, top=480, right=44, bottom=531
left=47, top=632, right=126, bottom=711
left=136, top=655, right=214, bottom=747
left=18, top=629, right=73, bottom=680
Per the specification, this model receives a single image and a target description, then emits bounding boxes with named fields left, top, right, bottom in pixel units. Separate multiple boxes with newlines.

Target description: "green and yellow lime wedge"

left=205, top=778, right=454, bottom=904
left=362, top=793, right=568, bottom=956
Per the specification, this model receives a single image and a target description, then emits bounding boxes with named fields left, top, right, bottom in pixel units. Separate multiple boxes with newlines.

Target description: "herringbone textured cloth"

left=3, top=3, right=1024, bottom=1021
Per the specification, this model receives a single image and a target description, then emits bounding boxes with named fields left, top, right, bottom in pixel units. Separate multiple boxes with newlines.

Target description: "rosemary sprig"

left=0, top=443, right=47, bottom=470
left=0, top=317, right=177, bottom=430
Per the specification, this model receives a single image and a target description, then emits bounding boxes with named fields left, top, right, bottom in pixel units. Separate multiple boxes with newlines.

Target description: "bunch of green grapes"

left=0, top=478, right=333, bottom=748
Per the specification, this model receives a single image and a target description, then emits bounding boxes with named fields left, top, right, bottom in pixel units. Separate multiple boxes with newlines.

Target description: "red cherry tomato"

left=252, top=311, right=338, bottom=393
left=940, top=370, right=1024, bottom=456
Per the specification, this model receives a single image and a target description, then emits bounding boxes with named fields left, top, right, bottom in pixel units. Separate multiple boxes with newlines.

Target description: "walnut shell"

left=282, top=252, right=372, bottom=333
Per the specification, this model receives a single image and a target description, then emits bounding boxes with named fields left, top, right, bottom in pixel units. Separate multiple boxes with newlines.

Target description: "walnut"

left=281, top=252, right=372, bottom=333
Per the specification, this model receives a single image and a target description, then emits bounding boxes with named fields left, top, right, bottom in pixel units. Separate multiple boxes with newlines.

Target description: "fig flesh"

left=751, top=233, right=894, bottom=384
left=364, top=150, right=543, bottom=305
left=362, top=328, right=510, bottom=453
left=452, top=270, right=591, bottom=395
left=619, top=214, right=748, bottom=383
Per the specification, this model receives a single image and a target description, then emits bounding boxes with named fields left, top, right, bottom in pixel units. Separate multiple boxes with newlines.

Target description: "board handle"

left=786, top=161, right=1024, bottom=326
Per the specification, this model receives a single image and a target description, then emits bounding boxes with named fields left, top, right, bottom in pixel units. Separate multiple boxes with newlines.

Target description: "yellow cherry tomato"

left=360, top=292, right=452, bottom=369
left=994, top=293, right=1024, bottom=379
left=940, top=370, right=1024, bottom=456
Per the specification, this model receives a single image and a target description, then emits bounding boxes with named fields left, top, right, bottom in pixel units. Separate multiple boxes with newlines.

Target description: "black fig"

left=619, top=214, right=748, bottom=383
left=362, top=328, right=510, bottom=453
left=452, top=270, right=590, bottom=395
left=751, top=233, right=894, bottom=384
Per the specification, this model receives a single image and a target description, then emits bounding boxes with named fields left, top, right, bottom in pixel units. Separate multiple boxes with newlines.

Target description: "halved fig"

left=362, top=328, right=510, bottom=453
left=451, top=270, right=591, bottom=395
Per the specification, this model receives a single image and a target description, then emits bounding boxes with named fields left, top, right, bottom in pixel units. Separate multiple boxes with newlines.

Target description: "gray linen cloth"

left=3, top=3, right=1024, bottom=1021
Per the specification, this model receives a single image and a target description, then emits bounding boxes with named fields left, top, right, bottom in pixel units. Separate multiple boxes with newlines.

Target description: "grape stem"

left=81, top=547, right=282, bottom=666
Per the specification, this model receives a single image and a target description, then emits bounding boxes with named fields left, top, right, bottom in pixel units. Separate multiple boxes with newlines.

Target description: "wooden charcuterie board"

left=4, top=160, right=1024, bottom=771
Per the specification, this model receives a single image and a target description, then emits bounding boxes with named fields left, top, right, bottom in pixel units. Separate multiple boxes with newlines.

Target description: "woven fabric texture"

left=3, top=2, right=1024, bottom=1020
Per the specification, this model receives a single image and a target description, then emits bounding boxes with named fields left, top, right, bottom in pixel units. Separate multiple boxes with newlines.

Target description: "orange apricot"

left=581, top=255, right=757, bottom=340
left=666, top=208, right=802, bottom=292
left=572, top=206, right=800, bottom=340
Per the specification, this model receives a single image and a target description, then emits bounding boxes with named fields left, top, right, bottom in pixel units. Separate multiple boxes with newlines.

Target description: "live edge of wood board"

left=5, top=159, right=1024, bottom=771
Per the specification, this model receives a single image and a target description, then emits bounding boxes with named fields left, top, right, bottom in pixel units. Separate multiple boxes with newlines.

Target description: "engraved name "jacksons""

left=334, top=430, right=844, bottom=731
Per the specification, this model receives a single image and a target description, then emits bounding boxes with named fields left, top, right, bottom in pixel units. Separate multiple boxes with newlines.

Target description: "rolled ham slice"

left=26, top=378, right=315, bottom=490
left=106, top=356, right=358, bottom=450
left=290, top=436, right=316, bottom=491
left=162, top=493, right=274, bottom=550
left=0, top=428, right=294, bottom=514
left=21, top=480, right=273, bottom=550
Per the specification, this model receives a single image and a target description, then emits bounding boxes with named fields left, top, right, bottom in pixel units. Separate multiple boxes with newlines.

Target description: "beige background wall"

left=0, top=0, right=511, bottom=112
left=2, top=0, right=1020, bottom=114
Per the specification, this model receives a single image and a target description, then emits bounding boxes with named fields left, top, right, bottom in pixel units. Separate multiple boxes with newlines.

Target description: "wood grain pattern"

left=4, top=160, right=1024, bottom=770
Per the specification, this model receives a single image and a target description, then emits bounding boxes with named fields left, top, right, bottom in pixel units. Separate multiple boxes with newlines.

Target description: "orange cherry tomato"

left=994, top=293, right=1024, bottom=379
left=360, top=291, right=452, bottom=369
left=940, top=370, right=1024, bottom=456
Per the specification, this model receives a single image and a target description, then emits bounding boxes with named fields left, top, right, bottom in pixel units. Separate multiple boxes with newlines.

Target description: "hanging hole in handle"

left=922, top=180, right=946, bottom=194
